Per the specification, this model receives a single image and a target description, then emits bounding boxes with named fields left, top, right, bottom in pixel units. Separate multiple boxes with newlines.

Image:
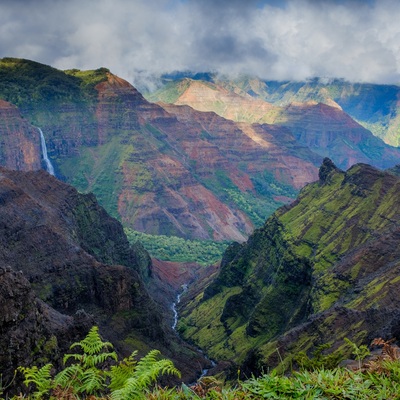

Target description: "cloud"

left=1, top=0, right=400, bottom=87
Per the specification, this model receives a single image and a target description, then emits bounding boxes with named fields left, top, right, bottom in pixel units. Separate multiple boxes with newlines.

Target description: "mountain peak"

left=319, top=157, right=341, bottom=183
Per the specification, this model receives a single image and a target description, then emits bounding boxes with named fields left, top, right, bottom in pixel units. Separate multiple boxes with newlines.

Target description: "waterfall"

left=38, top=128, right=55, bottom=176
left=172, top=284, right=188, bottom=330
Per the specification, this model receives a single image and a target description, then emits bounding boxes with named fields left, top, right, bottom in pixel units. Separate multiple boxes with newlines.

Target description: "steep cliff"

left=0, top=99, right=42, bottom=171
left=0, top=168, right=206, bottom=388
left=0, top=266, right=94, bottom=390
left=179, top=159, right=400, bottom=374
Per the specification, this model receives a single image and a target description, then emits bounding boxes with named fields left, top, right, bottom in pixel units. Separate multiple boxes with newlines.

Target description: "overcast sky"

left=1, top=0, right=400, bottom=88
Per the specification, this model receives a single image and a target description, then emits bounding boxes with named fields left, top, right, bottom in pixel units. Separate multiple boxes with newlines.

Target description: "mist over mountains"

left=1, top=58, right=400, bottom=244
left=2, top=57, right=400, bottom=394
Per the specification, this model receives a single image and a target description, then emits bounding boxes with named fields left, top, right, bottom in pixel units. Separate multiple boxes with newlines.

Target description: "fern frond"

left=134, top=351, right=181, bottom=388
left=64, top=326, right=117, bottom=369
left=80, top=367, right=106, bottom=394
left=70, top=326, right=114, bottom=356
left=108, top=351, right=138, bottom=391
left=110, top=350, right=180, bottom=400
left=63, top=352, right=84, bottom=365
left=18, top=364, right=53, bottom=399
left=111, top=378, right=144, bottom=400
left=82, top=351, right=118, bottom=368
left=54, top=364, right=83, bottom=390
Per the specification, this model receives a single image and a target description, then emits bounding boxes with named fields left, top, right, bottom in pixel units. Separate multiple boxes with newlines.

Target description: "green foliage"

left=124, top=228, right=228, bottom=266
left=295, top=344, right=344, bottom=371
left=242, top=362, right=400, bottom=399
left=11, top=336, right=400, bottom=399
left=65, top=67, right=109, bottom=94
left=108, top=351, right=138, bottom=392
left=344, top=337, right=370, bottom=370
left=16, top=326, right=179, bottom=399
left=0, top=58, right=108, bottom=109
left=65, top=326, right=117, bottom=367
left=201, top=168, right=293, bottom=228
left=60, top=136, right=127, bottom=220
left=111, top=350, right=181, bottom=400
left=17, top=364, right=52, bottom=399
left=53, top=326, right=117, bottom=395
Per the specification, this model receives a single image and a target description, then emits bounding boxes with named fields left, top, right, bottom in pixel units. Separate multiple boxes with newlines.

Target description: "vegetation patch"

left=125, top=228, right=228, bottom=266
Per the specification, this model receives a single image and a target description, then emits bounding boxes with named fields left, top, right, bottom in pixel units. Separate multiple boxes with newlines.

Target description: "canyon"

left=2, top=58, right=400, bottom=392
left=2, top=58, right=400, bottom=244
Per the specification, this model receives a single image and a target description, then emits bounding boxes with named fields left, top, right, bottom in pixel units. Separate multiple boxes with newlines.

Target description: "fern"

left=55, top=326, right=117, bottom=395
left=108, top=351, right=138, bottom=391
left=18, top=364, right=52, bottom=399
left=14, top=326, right=181, bottom=399
left=344, top=337, right=370, bottom=370
left=64, top=326, right=118, bottom=368
left=111, top=350, right=181, bottom=400
left=80, top=367, right=106, bottom=394
left=53, top=364, right=83, bottom=393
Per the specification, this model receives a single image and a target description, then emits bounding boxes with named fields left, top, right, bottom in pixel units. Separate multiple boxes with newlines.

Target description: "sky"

left=1, top=0, right=400, bottom=89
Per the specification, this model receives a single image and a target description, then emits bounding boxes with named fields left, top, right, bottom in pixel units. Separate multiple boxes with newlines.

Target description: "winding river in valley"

left=171, top=284, right=188, bottom=330
left=171, top=283, right=216, bottom=379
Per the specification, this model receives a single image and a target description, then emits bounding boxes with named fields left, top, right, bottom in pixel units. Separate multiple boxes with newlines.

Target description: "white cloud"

left=1, top=0, right=400, bottom=86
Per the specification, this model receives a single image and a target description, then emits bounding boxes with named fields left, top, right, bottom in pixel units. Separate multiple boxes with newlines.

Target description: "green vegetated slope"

left=179, top=158, right=400, bottom=374
left=0, top=57, right=109, bottom=103
left=0, top=58, right=323, bottom=243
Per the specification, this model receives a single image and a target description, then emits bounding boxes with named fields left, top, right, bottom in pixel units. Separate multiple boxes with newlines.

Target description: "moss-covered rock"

left=180, top=159, right=400, bottom=374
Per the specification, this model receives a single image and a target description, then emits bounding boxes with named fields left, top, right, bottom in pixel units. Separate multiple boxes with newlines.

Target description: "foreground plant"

left=110, top=349, right=180, bottom=400
left=17, top=326, right=180, bottom=399
left=12, top=335, right=400, bottom=399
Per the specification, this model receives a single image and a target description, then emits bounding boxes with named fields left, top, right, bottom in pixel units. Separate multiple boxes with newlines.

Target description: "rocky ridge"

left=178, top=159, right=400, bottom=375
left=150, top=75, right=400, bottom=147
left=0, top=167, right=207, bottom=391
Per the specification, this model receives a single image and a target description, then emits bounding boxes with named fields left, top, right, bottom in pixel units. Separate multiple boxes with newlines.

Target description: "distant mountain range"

left=147, top=73, right=400, bottom=147
left=1, top=58, right=400, bottom=243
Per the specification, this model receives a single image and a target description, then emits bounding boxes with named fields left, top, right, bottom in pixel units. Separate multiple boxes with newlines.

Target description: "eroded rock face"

left=0, top=266, right=94, bottom=393
left=0, top=166, right=164, bottom=346
left=0, top=168, right=207, bottom=390
left=0, top=100, right=42, bottom=171
left=0, top=60, right=321, bottom=241
left=151, top=78, right=400, bottom=171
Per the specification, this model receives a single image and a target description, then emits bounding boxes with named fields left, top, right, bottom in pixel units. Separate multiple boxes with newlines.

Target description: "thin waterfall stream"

left=38, top=127, right=55, bottom=176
